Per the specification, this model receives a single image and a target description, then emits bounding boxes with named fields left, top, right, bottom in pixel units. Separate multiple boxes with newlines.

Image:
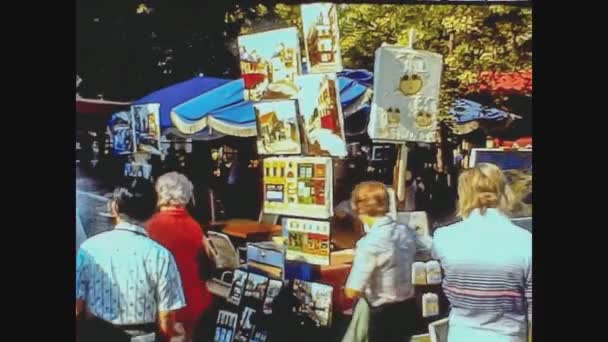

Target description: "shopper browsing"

left=432, top=163, right=532, bottom=342
left=344, top=181, right=432, bottom=342
left=76, top=187, right=186, bottom=342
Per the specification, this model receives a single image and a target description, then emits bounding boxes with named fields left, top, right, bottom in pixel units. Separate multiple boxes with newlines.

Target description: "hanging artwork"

left=283, top=217, right=331, bottom=266
left=254, top=100, right=302, bottom=155
left=109, top=111, right=134, bottom=155
left=369, top=45, right=443, bottom=143
left=131, top=103, right=161, bottom=154
left=296, top=73, right=347, bottom=157
left=238, top=27, right=301, bottom=101
left=301, top=3, right=343, bottom=73
left=263, top=157, right=333, bottom=219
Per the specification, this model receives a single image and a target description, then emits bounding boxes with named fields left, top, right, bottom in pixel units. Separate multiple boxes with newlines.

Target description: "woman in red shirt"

left=146, top=172, right=214, bottom=341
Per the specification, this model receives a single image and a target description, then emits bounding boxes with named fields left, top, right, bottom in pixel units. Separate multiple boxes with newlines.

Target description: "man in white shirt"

left=345, top=181, right=431, bottom=342
left=76, top=187, right=186, bottom=341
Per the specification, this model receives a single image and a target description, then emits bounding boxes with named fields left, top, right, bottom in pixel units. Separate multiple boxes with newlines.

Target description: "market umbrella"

left=132, top=75, right=232, bottom=128
left=170, top=70, right=373, bottom=137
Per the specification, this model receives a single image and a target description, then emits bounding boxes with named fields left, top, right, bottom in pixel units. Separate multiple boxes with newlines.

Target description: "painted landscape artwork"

left=254, top=100, right=301, bottom=155
left=301, top=3, right=343, bottom=73
left=238, top=27, right=301, bottom=101
left=296, top=73, right=347, bottom=157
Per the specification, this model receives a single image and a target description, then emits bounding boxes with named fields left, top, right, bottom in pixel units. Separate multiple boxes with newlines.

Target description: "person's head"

left=155, top=172, right=194, bottom=209
left=457, top=162, right=513, bottom=218
left=110, top=187, right=154, bottom=224
left=351, top=181, right=389, bottom=218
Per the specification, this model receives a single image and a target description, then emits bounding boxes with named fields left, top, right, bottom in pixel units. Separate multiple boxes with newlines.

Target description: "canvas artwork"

left=263, top=157, right=334, bottom=219
left=238, top=27, right=301, bottom=101
left=283, top=218, right=331, bottom=266
left=369, top=46, right=443, bottom=143
left=469, top=148, right=532, bottom=218
left=131, top=103, right=161, bottom=154
left=110, top=111, right=134, bottom=155
left=301, top=3, right=343, bottom=73
left=296, top=73, right=347, bottom=157
left=254, top=100, right=302, bottom=155
left=292, top=279, right=333, bottom=327
left=243, top=272, right=269, bottom=302
left=227, top=269, right=248, bottom=306
left=214, top=310, right=238, bottom=342
left=233, top=306, right=257, bottom=342
left=262, top=279, right=284, bottom=315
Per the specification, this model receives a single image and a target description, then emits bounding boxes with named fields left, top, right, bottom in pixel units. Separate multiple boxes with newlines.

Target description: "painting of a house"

left=302, top=3, right=343, bottom=73
left=296, top=73, right=347, bottom=157
left=238, top=27, right=301, bottom=101
left=254, top=100, right=302, bottom=155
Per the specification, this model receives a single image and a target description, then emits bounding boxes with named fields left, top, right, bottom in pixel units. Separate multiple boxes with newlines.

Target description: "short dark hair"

left=112, top=186, right=154, bottom=223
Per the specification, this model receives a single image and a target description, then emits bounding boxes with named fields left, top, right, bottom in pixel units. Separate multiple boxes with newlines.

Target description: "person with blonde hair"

left=432, top=163, right=532, bottom=342
left=146, top=172, right=215, bottom=342
left=344, top=181, right=431, bottom=342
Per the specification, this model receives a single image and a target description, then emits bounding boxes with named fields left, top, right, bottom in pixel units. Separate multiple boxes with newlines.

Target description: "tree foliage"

left=77, top=1, right=531, bottom=117
left=271, top=4, right=532, bottom=119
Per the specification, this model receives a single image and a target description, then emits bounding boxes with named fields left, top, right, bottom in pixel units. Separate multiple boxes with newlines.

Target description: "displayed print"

left=254, top=100, right=302, bottom=155
left=132, top=103, right=161, bottom=154
left=262, top=279, right=284, bottom=315
left=369, top=46, right=443, bottom=142
left=292, top=279, right=333, bottom=327
left=227, top=269, right=249, bottom=306
left=243, top=272, right=269, bottom=302
left=110, top=111, right=134, bottom=155
left=233, top=306, right=257, bottom=342
left=296, top=73, right=347, bottom=157
left=283, top=218, right=330, bottom=266
left=214, top=310, right=238, bottom=342
left=263, top=157, right=333, bottom=219
left=238, top=27, right=301, bottom=101
left=301, top=3, right=343, bottom=73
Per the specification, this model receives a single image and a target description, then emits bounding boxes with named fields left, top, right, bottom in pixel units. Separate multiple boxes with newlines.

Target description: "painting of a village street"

left=296, top=73, right=347, bottom=157
left=238, top=27, right=301, bottom=101
left=302, top=3, right=343, bottom=73
left=254, top=100, right=302, bottom=155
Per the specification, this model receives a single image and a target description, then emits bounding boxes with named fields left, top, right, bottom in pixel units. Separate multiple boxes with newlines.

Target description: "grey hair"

left=155, top=172, right=194, bottom=207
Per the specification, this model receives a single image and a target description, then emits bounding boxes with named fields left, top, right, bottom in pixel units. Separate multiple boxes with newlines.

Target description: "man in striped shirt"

left=76, top=187, right=186, bottom=341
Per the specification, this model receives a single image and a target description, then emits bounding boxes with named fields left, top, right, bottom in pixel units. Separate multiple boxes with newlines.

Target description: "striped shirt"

left=76, top=222, right=186, bottom=325
left=432, top=209, right=532, bottom=340
left=346, top=216, right=432, bottom=307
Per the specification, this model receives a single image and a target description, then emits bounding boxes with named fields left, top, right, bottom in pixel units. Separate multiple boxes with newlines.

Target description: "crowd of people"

left=76, top=172, right=217, bottom=342
left=75, top=162, right=531, bottom=342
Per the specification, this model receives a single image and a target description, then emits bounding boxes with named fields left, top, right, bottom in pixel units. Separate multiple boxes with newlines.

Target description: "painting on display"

left=292, top=279, right=333, bottom=327
left=263, top=157, right=333, bottom=219
left=469, top=148, right=532, bottom=218
left=110, top=111, right=134, bottom=155
left=254, top=100, right=302, bottom=155
left=301, top=3, right=343, bottom=73
left=369, top=45, right=443, bottom=143
left=238, top=27, right=301, bottom=101
left=227, top=269, right=248, bottom=306
left=283, top=218, right=331, bottom=266
left=296, top=73, right=347, bottom=157
left=132, top=103, right=162, bottom=154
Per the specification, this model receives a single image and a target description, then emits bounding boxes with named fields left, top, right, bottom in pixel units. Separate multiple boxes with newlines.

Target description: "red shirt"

left=146, top=208, right=213, bottom=326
